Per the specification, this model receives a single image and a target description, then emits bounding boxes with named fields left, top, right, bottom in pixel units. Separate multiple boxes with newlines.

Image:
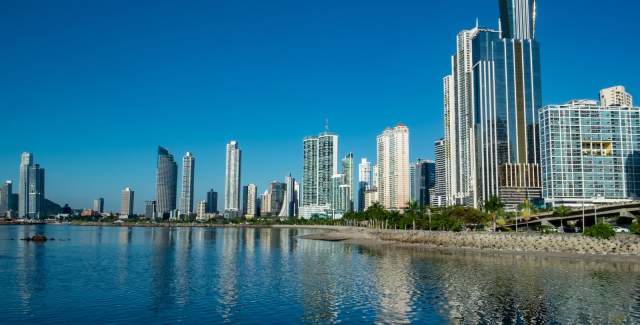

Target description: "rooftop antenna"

left=324, top=118, right=329, bottom=132
left=475, top=17, right=479, bottom=29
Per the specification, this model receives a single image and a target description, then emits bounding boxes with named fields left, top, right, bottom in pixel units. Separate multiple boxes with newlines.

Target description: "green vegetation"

left=584, top=222, right=616, bottom=239
left=631, top=222, right=640, bottom=235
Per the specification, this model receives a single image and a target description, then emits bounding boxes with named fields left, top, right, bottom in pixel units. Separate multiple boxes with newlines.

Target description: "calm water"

left=1, top=225, right=639, bottom=324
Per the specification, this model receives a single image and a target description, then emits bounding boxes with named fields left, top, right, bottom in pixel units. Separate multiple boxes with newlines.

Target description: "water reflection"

left=1, top=225, right=639, bottom=324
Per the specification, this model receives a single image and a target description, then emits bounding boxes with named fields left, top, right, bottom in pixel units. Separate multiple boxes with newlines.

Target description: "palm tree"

left=484, top=196, right=504, bottom=232
left=553, top=205, right=572, bottom=231
left=404, top=201, right=420, bottom=230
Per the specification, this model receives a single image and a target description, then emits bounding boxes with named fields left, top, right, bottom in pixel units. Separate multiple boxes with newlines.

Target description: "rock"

left=30, top=234, right=47, bottom=242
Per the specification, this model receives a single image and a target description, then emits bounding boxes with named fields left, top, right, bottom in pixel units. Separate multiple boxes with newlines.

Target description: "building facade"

left=341, top=153, right=353, bottom=212
left=278, top=175, right=298, bottom=218
left=600, top=86, right=633, bottom=108
left=434, top=139, right=447, bottom=207
left=93, top=198, right=104, bottom=213
left=444, top=0, right=542, bottom=209
left=145, top=200, right=157, bottom=220
left=121, top=187, right=134, bottom=218
left=28, top=164, right=45, bottom=219
left=156, top=146, right=177, bottom=218
left=0, top=180, right=12, bottom=215
left=18, top=152, right=33, bottom=218
left=206, top=189, right=218, bottom=214
left=376, top=124, right=410, bottom=210
left=357, top=158, right=372, bottom=212
left=246, top=184, right=257, bottom=218
left=540, top=98, right=640, bottom=206
left=224, top=141, right=242, bottom=215
left=411, top=159, right=436, bottom=207
left=180, top=152, right=195, bottom=214
left=302, top=131, right=338, bottom=209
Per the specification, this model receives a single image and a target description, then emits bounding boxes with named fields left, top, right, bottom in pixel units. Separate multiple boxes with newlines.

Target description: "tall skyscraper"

left=0, top=180, right=12, bottom=215
left=302, top=130, right=338, bottom=208
left=411, top=160, right=436, bottom=207
left=121, top=187, right=134, bottom=218
left=540, top=94, right=640, bottom=206
left=434, top=139, right=447, bottom=207
left=600, top=86, right=633, bottom=107
left=357, top=158, right=372, bottom=212
left=444, top=0, right=542, bottom=209
left=27, top=164, right=45, bottom=219
left=180, top=152, right=195, bottom=214
left=156, top=146, right=177, bottom=217
left=246, top=184, right=257, bottom=218
left=278, top=175, right=298, bottom=218
left=341, top=153, right=354, bottom=212
left=376, top=124, right=410, bottom=210
left=224, top=141, right=242, bottom=215
left=206, top=189, right=218, bottom=214
left=93, top=198, right=104, bottom=213
left=241, top=185, right=249, bottom=216
left=18, top=152, right=33, bottom=218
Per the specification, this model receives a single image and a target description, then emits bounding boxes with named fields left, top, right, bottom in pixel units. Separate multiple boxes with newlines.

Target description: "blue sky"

left=1, top=0, right=638, bottom=212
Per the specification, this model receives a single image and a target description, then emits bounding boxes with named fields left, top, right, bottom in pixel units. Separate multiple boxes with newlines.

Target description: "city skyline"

left=2, top=0, right=639, bottom=212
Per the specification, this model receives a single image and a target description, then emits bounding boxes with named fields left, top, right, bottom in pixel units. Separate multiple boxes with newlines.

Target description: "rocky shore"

left=292, top=226, right=640, bottom=258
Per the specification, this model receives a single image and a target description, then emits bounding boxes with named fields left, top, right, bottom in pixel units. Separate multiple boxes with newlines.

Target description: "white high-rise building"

left=301, top=129, right=338, bottom=218
left=341, top=153, right=353, bottom=212
left=600, top=86, right=633, bottom=107
left=120, top=187, right=134, bottom=218
left=376, top=124, right=410, bottom=210
left=180, top=152, right=195, bottom=214
left=18, top=152, right=33, bottom=218
left=434, top=139, right=447, bottom=207
left=357, top=158, right=372, bottom=212
left=246, top=184, right=257, bottom=218
left=224, top=141, right=242, bottom=215
left=278, top=175, right=298, bottom=218
left=196, top=200, right=207, bottom=221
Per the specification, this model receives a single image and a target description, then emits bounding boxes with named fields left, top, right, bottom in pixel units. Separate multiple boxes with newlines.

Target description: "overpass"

left=504, top=202, right=640, bottom=229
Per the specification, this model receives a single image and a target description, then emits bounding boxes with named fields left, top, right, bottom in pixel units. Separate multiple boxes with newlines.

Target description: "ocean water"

left=0, top=225, right=639, bottom=324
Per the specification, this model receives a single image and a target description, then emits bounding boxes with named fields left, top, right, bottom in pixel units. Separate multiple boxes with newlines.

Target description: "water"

left=1, top=225, right=639, bottom=324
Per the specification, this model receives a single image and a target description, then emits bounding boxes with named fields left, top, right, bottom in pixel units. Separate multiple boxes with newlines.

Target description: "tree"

left=484, top=196, right=504, bottom=231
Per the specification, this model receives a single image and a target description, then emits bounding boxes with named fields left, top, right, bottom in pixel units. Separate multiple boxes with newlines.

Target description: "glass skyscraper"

left=540, top=98, right=640, bottom=206
left=224, top=141, right=242, bottom=216
left=156, top=146, right=177, bottom=218
left=444, top=0, right=541, bottom=209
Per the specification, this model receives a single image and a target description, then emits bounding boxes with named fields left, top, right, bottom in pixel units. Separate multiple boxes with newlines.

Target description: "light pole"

left=581, top=201, right=585, bottom=233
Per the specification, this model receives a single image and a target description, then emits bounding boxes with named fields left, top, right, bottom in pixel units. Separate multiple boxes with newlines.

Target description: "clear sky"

left=1, top=0, right=638, bottom=213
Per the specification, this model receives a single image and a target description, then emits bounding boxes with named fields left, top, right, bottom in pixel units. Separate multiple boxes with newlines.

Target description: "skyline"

left=2, top=0, right=639, bottom=212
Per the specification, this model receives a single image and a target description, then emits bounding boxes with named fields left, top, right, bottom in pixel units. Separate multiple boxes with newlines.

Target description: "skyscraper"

left=156, top=146, right=177, bottom=218
left=411, top=160, right=436, bottom=207
left=224, top=141, right=242, bottom=216
left=278, top=175, right=298, bottom=218
left=341, top=153, right=354, bottom=212
left=206, top=189, right=218, bottom=214
left=241, top=185, right=249, bottom=216
left=93, top=198, right=104, bottom=213
left=444, top=0, right=542, bottom=209
left=121, top=187, right=134, bottom=218
left=376, top=124, right=410, bottom=210
left=0, top=181, right=12, bottom=215
left=18, top=152, right=33, bottom=218
left=302, top=130, right=338, bottom=207
left=434, top=139, right=447, bottom=207
left=246, top=184, right=257, bottom=218
left=27, top=164, right=45, bottom=219
left=180, top=152, right=195, bottom=214
left=145, top=200, right=157, bottom=220
left=358, top=158, right=372, bottom=212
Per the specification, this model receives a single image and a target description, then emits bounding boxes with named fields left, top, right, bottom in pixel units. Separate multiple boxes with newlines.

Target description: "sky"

left=1, top=0, right=639, bottom=213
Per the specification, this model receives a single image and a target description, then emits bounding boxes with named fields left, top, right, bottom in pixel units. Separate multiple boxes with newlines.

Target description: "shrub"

left=631, top=223, right=640, bottom=235
left=584, top=222, right=616, bottom=240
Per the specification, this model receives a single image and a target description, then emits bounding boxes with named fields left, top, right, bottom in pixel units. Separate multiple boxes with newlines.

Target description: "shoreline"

left=4, top=222, right=640, bottom=262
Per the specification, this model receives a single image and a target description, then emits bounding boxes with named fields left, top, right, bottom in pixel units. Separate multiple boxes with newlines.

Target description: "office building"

left=225, top=141, right=242, bottom=216
left=433, top=139, right=447, bottom=207
left=206, top=189, right=218, bottom=214
left=180, top=152, right=195, bottom=214
left=27, top=164, right=45, bottom=219
left=93, top=198, right=104, bottom=213
left=358, top=158, right=372, bottom=212
left=260, top=190, right=271, bottom=216
left=540, top=95, right=640, bottom=206
left=376, top=124, right=410, bottom=210
left=18, top=152, right=33, bottom=218
left=246, top=184, right=257, bottom=218
left=0, top=181, right=12, bottom=215
left=241, top=185, right=249, bottom=216
left=411, top=159, right=436, bottom=207
left=444, top=0, right=542, bottom=209
left=600, top=86, right=633, bottom=107
left=145, top=200, right=157, bottom=220
left=121, top=187, right=134, bottom=218
left=156, top=146, right=177, bottom=218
